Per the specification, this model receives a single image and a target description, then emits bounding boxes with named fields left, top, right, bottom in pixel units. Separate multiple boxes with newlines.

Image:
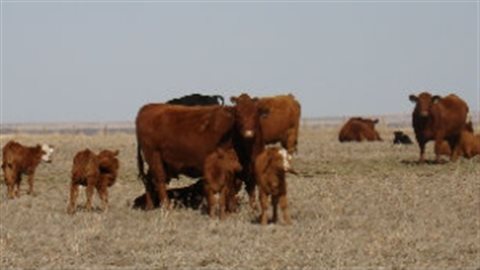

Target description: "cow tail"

left=215, top=95, right=225, bottom=105
left=137, top=141, right=147, bottom=184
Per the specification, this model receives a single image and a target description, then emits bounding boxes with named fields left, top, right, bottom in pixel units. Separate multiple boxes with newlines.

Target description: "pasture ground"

left=0, top=126, right=479, bottom=269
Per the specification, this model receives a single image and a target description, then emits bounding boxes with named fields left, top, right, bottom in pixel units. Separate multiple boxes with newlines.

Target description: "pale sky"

left=1, top=1, right=479, bottom=123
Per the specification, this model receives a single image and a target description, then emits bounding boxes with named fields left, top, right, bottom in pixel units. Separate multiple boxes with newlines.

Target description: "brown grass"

left=0, top=127, right=479, bottom=269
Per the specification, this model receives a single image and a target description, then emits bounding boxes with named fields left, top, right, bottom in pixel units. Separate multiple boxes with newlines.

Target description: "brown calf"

left=203, top=148, right=242, bottom=220
left=1, top=140, right=54, bottom=199
left=254, top=147, right=295, bottom=225
left=68, top=149, right=119, bottom=214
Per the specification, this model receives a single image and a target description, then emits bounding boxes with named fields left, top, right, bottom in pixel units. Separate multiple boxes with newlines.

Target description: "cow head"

left=409, top=92, right=441, bottom=118
left=41, top=144, right=54, bottom=163
left=217, top=148, right=243, bottom=174
left=230, top=93, right=263, bottom=139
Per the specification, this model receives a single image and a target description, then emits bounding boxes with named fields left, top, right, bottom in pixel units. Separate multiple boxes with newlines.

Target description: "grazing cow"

left=257, top=94, right=301, bottom=154
left=68, top=149, right=119, bottom=214
left=203, top=148, right=242, bottom=220
left=254, top=147, right=296, bottom=225
left=338, top=117, right=382, bottom=142
left=1, top=140, right=54, bottom=199
left=133, top=180, right=205, bottom=210
left=393, top=131, right=413, bottom=145
left=409, top=92, right=469, bottom=163
left=166, top=93, right=224, bottom=106
left=136, top=93, right=265, bottom=211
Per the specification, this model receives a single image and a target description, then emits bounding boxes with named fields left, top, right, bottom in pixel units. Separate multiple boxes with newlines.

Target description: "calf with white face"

left=1, top=141, right=54, bottom=198
left=254, top=147, right=296, bottom=225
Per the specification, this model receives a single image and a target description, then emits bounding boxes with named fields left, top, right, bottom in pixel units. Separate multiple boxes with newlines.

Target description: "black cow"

left=393, top=131, right=413, bottom=145
left=166, top=93, right=224, bottom=106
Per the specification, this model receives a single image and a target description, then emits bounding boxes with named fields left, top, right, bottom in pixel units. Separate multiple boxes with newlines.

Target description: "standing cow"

left=136, top=93, right=265, bottom=211
left=68, top=149, right=119, bottom=214
left=254, top=147, right=296, bottom=225
left=409, top=92, right=469, bottom=163
left=338, top=117, right=382, bottom=142
left=203, top=148, right=242, bottom=220
left=2, top=140, right=54, bottom=199
left=257, top=94, right=301, bottom=154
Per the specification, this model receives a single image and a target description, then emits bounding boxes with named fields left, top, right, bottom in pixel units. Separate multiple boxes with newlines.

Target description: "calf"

left=452, top=128, right=480, bottom=161
left=68, top=149, right=119, bottom=214
left=393, top=131, right=413, bottom=145
left=133, top=179, right=205, bottom=210
left=254, top=147, right=296, bottom=225
left=1, top=140, right=54, bottom=199
left=203, top=148, right=242, bottom=220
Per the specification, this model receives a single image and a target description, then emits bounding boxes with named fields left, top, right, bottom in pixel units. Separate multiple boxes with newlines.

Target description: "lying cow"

left=203, top=148, right=242, bottom=220
left=133, top=180, right=205, bottom=210
left=166, top=93, right=224, bottom=106
left=393, top=131, right=413, bottom=145
left=338, top=117, right=382, bottom=142
left=254, top=147, right=296, bottom=225
left=452, top=129, right=480, bottom=160
left=1, top=140, right=54, bottom=199
left=68, top=149, right=119, bottom=214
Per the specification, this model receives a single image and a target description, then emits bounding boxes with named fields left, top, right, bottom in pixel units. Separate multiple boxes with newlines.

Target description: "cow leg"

left=97, top=182, right=109, bottom=212
left=219, top=186, right=227, bottom=220
left=6, top=177, right=15, bottom=199
left=205, top=188, right=216, bottom=219
left=245, top=166, right=258, bottom=211
left=259, top=190, right=269, bottom=225
left=15, top=174, right=22, bottom=197
left=279, top=194, right=291, bottom=225
left=26, top=172, right=35, bottom=195
left=447, top=136, right=460, bottom=162
left=67, top=183, right=79, bottom=214
left=143, top=151, right=170, bottom=210
left=418, top=141, right=426, bottom=163
left=85, top=180, right=95, bottom=211
left=271, top=195, right=279, bottom=223
left=286, top=128, right=297, bottom=154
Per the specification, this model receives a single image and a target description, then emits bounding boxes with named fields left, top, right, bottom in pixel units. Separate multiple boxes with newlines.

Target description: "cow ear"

left=113, top=150, right=119, bottom=156
left=432, top=95, right=441, bottom=103
left=409, top=95, right=418, bottom=103
left=373, top=119, right=379, bottom=124
left=252, top=97, right=259, bottom=103
left=230, top=96, right=237, bottom=104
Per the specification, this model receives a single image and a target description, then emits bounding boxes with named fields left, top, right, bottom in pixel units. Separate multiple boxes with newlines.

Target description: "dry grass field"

left=0, top=126, right=479, bottom=269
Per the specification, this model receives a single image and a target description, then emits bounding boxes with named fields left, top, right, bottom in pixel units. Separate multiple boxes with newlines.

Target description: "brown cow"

left=409, top=92, right=469, bottom=163
left=1, top=140, right=54, bottom=199
left=68, top=149, right=119, bottom=214
left=136, top=93, right=265, bottom=211
left=452, top=130, right=480, bottom=160
left=257, top=94, right=301, bottom=154
left=203, top=148, right=242, bottom=220
left=254, top=147, right=296, bottom=225
left=338, top=117, right=382, bottom=142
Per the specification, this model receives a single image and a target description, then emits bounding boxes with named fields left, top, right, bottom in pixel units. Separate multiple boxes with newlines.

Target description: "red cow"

left=2, top=140, right=54, bottom=199
left=68, top=149, right=119, bottom=214
left=409, top=92, right=469, bottom=162
left=338, top=117, right=382, bottom=142
left=136, top=93, right=265, bottom=211
left=257, top=94, right=301, bottom=154
left=203, top=148, right=242, bottom=220
left=254, top=147, right=296, bottom=225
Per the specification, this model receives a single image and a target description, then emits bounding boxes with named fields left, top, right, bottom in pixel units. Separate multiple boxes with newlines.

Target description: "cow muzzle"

left=420, top=111, right=429, bottom=117
left=244, top=130, right=254, bottom=138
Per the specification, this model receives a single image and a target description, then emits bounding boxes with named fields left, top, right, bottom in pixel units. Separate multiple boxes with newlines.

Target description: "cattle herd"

left=1, top=92, right=479, bottom=225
